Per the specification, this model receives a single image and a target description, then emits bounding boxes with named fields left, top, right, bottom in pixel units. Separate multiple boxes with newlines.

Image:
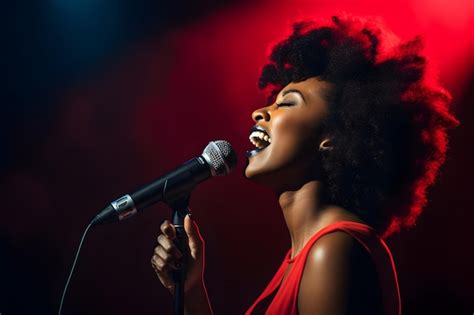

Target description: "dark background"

left=1, top=0, right=473, bottom=314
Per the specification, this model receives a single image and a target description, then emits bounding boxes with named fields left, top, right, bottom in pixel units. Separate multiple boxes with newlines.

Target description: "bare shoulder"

left=301, top=231, right=362, bottom=295
left=298, top=231, right=383, bottom=315
left=308, top=230, right=357, bottom=263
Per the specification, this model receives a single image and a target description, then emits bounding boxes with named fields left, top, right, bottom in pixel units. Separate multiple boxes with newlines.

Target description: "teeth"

left=249, top=130, right=272, bottom=149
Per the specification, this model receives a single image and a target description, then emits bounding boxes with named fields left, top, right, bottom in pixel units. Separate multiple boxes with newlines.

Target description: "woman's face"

left=244, top=76, right=332, bottom=188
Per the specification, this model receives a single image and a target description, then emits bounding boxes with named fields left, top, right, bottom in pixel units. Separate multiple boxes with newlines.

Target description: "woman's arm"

left=298, top=232, right=382, bottom=315
left=184, top=283, right=213, bottom=315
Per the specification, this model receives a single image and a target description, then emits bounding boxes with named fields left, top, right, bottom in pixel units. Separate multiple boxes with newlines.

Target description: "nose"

left=252, top=105, right=271, bottom=122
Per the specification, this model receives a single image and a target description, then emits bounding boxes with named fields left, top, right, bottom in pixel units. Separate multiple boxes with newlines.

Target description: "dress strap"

left=290, top=221, right=375, bottom=262
left=244, top=250, right=291, bottom=315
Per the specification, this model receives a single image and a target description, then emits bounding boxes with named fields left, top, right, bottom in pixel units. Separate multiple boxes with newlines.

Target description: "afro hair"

left=258, top=15, right=460, bottom=238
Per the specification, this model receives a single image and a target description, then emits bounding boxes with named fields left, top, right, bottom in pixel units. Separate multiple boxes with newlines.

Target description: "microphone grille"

left=202, top=140, right=238, bottom=176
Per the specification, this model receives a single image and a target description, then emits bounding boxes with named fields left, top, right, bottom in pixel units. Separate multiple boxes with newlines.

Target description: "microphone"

left=91, top=140, right=237, bottom=225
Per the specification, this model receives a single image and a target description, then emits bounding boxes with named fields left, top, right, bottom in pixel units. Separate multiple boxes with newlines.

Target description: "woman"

left=150, top=15, right=459, bottom=314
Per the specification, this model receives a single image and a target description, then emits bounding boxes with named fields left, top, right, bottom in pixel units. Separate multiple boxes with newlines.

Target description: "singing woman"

left=150, top=15, right=459, bottom=314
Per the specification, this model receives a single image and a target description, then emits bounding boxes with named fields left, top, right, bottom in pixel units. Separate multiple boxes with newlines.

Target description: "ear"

left=318, top=137, right=334, bottom=152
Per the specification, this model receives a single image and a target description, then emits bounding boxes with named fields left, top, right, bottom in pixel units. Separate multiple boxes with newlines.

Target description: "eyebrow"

left=281, top=89, right=306, bottom=103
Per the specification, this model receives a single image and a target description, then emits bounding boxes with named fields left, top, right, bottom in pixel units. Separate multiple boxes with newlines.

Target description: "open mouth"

left=246, top=125, right=272, bottom=157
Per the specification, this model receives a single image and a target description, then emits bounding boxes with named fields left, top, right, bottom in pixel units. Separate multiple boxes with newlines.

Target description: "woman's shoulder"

left=297, top=220, right=382, bottom=314
left=305, top=226, right=371, bottom=271
left=302, top=206, right=375, bottom=262
left=303, top=214, right=378, bottom=284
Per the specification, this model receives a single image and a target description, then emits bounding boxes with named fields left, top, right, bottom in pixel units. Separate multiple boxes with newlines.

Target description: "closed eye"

left=276, top=102, right=294, bottom=107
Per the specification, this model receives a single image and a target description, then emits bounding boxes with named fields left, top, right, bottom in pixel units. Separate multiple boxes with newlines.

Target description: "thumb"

left=184, top=214, right=203, bottom=254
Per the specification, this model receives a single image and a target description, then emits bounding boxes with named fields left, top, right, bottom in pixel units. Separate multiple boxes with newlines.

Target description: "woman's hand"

left=151, top=214, right=205, bottom=294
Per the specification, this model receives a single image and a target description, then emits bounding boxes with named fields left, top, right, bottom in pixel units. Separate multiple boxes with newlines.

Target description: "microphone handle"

left=92, top=157, right=210, bottom=225
left=131, top=157, right=209, bottom=209
left=171, top=198, right=191, bottom=315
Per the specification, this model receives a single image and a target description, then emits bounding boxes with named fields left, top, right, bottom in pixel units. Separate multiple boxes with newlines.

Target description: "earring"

left=319, top=139, right=333, bottom=152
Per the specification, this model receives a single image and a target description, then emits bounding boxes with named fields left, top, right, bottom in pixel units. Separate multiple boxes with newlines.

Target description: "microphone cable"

left=58, top=221, right=94, bottom=315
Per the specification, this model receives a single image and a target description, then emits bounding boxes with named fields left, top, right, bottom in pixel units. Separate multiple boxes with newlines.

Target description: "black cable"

left=58, top=221, right=94, bottom=315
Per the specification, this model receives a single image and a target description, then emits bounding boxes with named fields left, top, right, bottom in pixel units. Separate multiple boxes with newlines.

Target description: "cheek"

left=271, top=114, right=317, bottom=162
left=244, top=109, right=323, bottom=180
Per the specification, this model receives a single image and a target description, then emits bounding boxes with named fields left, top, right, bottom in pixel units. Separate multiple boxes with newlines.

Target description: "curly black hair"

left=258, top=15, right=460, bottom=237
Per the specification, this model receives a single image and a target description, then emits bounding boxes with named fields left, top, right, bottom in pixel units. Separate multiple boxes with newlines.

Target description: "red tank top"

left=245, top=221, right=401, bottom=315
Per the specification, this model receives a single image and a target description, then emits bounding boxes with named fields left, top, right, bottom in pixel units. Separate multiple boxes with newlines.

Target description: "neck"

left=277, top=180, right=349, bottom=259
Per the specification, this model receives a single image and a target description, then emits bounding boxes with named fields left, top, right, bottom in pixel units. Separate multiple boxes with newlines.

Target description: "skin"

left=151, top=76, right=382, bottom=314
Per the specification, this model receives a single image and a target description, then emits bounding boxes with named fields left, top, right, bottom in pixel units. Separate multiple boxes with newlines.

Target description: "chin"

left=244, top=151, right=269, bottom=178
left=244, top=161, right=263, bottom=180
left=244, top=161, right=280, bottom=189
left=243, top=164, right=258, bottom=180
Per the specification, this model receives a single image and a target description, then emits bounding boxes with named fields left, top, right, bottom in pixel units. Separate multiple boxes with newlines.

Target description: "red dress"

left=245, top=221, right=401, bottom=315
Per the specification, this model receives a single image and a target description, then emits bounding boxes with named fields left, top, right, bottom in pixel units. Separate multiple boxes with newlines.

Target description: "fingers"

left=151, top=251, right=180, bottom=271
left=184, top=214, right=203, bottom=253
left=156, top=234, right=183, bottom=260
left=153, top=220, right=183, bottom=272
left=160, top=220, right=176, bottom=240
left=150, top=255, right=174, bottom=290
left=151, top=253, right=167, bottom=271
left=152, top=217, right=205, bottom=294
left=184, top=214, right=196, bottom=239
left=153, top=245, right=182, bottom=269
left=151, top=241, right=182, bottom=291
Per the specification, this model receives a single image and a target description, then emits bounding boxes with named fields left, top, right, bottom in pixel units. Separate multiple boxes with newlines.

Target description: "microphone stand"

left=169, top=196, right=191, bottom=315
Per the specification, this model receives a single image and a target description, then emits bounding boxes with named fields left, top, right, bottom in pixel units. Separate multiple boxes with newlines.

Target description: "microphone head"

left=202, top=140, right=238, bottom=176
